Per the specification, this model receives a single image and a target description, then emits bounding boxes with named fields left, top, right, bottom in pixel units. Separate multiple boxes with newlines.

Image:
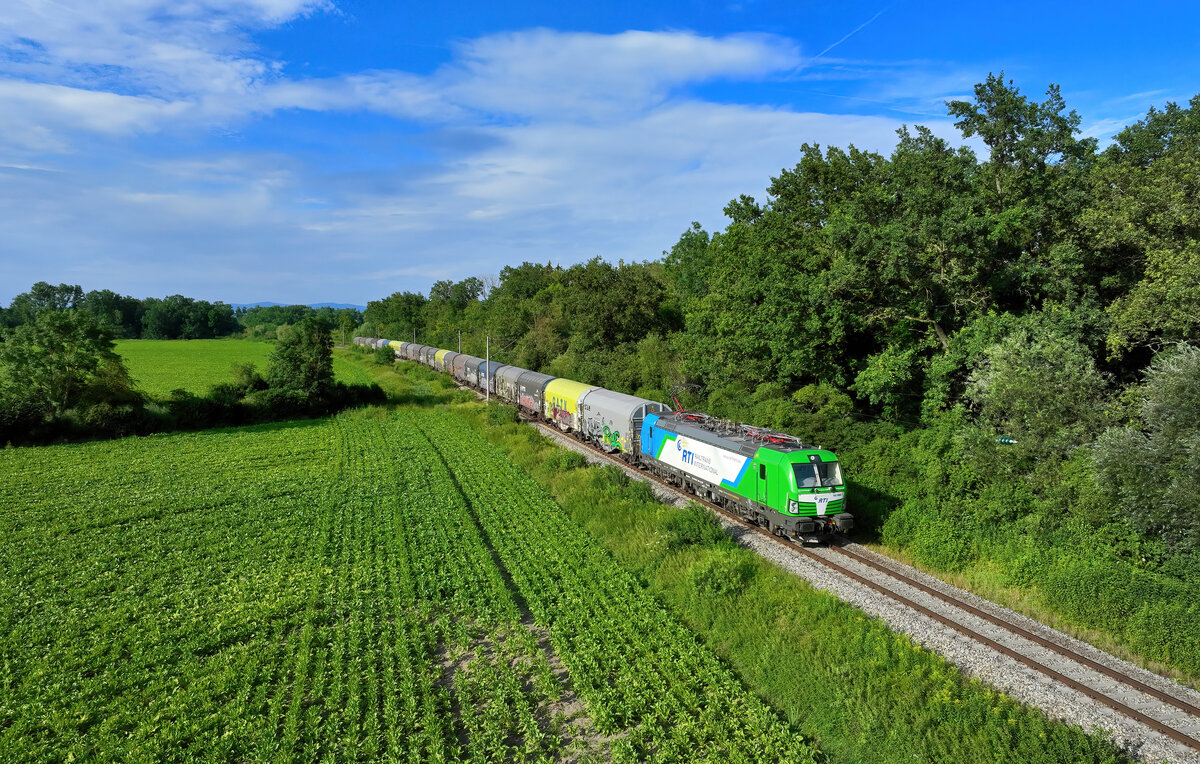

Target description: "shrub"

left=485, top=403, right=518, bottom=426
left=688, top=548, right=755, bottom=597
left=1092, top=343, right=1200, bottom=553
left=664, top=503, right=731, bottom=550
left=965, top=328, right=1108, bottom=462
left=882, top=498, right=977, bottom=572
left=373, top=345, right=394, bottom=365
left=452, top=389, right=477, bottom=404
left=544, top=449, right=588, bottom=472
left=593, top=464, right=630, bottom=491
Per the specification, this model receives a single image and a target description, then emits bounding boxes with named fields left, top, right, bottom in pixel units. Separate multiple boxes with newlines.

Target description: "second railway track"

left=513, top=410, right=1200, bottom=763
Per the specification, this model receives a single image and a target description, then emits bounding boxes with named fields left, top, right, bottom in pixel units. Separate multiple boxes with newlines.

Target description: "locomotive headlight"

left=788, top=499, right=799, bottom=514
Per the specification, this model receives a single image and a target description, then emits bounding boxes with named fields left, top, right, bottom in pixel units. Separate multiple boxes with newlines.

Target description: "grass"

left=115, top=338, right=373, bottom=397
left=860, top=541, right=1200, bottom=691
left=360, top=354, right=1131, bottom=764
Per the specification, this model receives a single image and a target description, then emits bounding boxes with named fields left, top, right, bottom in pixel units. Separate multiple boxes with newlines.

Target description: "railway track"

left=512, top=411, right=1200, bottom=762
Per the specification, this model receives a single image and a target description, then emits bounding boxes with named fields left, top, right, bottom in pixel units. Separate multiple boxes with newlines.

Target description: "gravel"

left=529, top=421, right=1200, bottom=764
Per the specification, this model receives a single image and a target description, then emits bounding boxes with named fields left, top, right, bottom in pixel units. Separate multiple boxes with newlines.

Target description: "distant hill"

left=231, top=302, right=366, bottom=311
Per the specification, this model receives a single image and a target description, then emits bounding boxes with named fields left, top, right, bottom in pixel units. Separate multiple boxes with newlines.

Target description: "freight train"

left=355, top=337, right=853, bottom=543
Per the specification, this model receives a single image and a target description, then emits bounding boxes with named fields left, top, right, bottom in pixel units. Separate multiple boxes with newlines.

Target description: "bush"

left=485, top=403, right=518, bottom=426
left=594, top=464, right=630, bottom=491
left=1127, top=600, right=1200, bottom=669
left=664, top=503, right=731, bottom=550
left=544, top=449, right=588, bottom=472
left=965, top=327, right=1108, bottom=462
left=373, top=345, right=394, bottom=365
left=881, top=499, right=977, bottom=572
left=452, top=389, right=477, bottom=404
left=1092, top=343, right=1200, bottom=553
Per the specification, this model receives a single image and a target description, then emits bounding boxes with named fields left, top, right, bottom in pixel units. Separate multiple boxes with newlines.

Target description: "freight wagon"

left=354, top=336, right=852, bottom=543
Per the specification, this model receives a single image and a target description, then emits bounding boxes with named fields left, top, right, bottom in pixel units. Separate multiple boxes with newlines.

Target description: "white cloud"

left=251, top=29, right=801, bottom=124
left=0, top=11, right=972, bottom=303
left=0, top=0, right=326, bottom=95
left=443, top=29, right=800, bottom=120
left=0, top=0, right=334, bottom=155
left=0, top=79, right=187, bottom=140
left=1, top=13, right=808, bottom=154
left=256, top=70, right=460, bottom=121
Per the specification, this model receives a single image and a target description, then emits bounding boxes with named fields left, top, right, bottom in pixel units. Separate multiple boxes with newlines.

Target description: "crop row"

left=413, top=413, right=820, bottom=763
left=1, top=411, right=560, bottom=762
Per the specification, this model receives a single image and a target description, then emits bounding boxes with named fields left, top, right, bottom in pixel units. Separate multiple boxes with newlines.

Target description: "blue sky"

left=2, top=1, right=1199, bottom=306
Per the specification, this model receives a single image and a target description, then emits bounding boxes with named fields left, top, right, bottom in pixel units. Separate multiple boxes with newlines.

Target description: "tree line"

left=1, top=283, right=240, bottom=339
left=362, top=76, right=1200, bottom=671
left=1, top=283, right=364, bottom=342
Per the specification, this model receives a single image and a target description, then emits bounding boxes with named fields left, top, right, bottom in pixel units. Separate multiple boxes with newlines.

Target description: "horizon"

left=3, top=1, right=1199, bottom=306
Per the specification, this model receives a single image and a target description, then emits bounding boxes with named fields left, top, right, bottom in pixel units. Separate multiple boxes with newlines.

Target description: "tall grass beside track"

left=359, top=353, right=1130, bottom=764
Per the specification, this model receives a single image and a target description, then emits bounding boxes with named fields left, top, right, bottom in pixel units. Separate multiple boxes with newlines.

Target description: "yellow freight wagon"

left=543, top=378, right=598, bottom=431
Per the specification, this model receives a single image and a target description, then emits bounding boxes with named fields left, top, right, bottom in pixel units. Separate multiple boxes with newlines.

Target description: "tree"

left=1093, top=344, right=1200, bottom=552
left=663, top=222, right=712, bottom=306
left=266, top=317, right=334, bottom=396
left=81, top=289, right=143, bottom=338
left=0, top=309, right=127, bottom=416
left=7, top=282, right=84, bottom=325
left=364, top=291, right=426, bottom=340
left=1083, top=95, right=1200, bottom=355
left=965, top=321, right=1108, bottom=461
left=947, top=73, right=1092, bottom=209
left=338, top=312, right=356, bottom=346
left=140, top=295, right=238, bottom=339
left=946, top=74, right=1097, bottom=308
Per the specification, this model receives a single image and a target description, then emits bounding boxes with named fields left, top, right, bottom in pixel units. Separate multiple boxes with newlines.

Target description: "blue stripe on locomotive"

left=640, top=412, right=754, bottom=489
left=640, top=412, right=667, bottom=458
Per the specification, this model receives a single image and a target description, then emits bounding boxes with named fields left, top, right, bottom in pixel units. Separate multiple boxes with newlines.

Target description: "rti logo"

left=677, top=439, right=695, bottom=465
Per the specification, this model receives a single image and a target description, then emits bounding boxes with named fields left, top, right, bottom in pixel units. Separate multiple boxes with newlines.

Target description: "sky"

left=2, top=1, right=1199, bottom=307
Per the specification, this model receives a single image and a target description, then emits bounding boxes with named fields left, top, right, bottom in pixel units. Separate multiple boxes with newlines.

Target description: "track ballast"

left=512, top=408, right=1200, bottom=763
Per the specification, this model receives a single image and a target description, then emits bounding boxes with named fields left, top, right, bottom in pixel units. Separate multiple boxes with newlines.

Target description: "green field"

left=115, top=339, right=371, bottom=396
left=0, top=344, right=1130, bottom=763
left=0, top=405, right=816, bottom=762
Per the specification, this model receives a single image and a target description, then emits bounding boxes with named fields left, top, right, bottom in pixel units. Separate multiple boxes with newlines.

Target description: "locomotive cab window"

left=759, top=465, right=766, bottom=480
left=793, top=461, right=842, bottom=488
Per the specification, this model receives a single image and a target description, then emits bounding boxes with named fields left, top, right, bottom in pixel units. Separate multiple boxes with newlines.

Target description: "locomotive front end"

left=783, top=451, right=853, bottom=541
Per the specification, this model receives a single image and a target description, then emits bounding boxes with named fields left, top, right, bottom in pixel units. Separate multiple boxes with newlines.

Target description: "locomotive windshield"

left=793, top=461, right=842, bottom=488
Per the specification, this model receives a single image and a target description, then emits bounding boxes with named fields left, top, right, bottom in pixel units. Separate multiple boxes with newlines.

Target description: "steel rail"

left=795, top=545, right=1200, bottom=752
left=511, top=411, right=1200, bottom=754
left=827, top=543, right=1200, bottom=718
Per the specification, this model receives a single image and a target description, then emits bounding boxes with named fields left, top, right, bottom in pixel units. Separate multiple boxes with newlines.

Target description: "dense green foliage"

left=238, top=304, right=363, bottom=341
left=1, top=283, right=361, bottom=341
left=1093, top=345, right=1200, bottom=552
left=0, top=309, right=139, bottom=442
left=360, top=77, right=1200, bottom=683
left=1, top=282, right=242, bottom=339
left=265, top=317, right=335, bottom=396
